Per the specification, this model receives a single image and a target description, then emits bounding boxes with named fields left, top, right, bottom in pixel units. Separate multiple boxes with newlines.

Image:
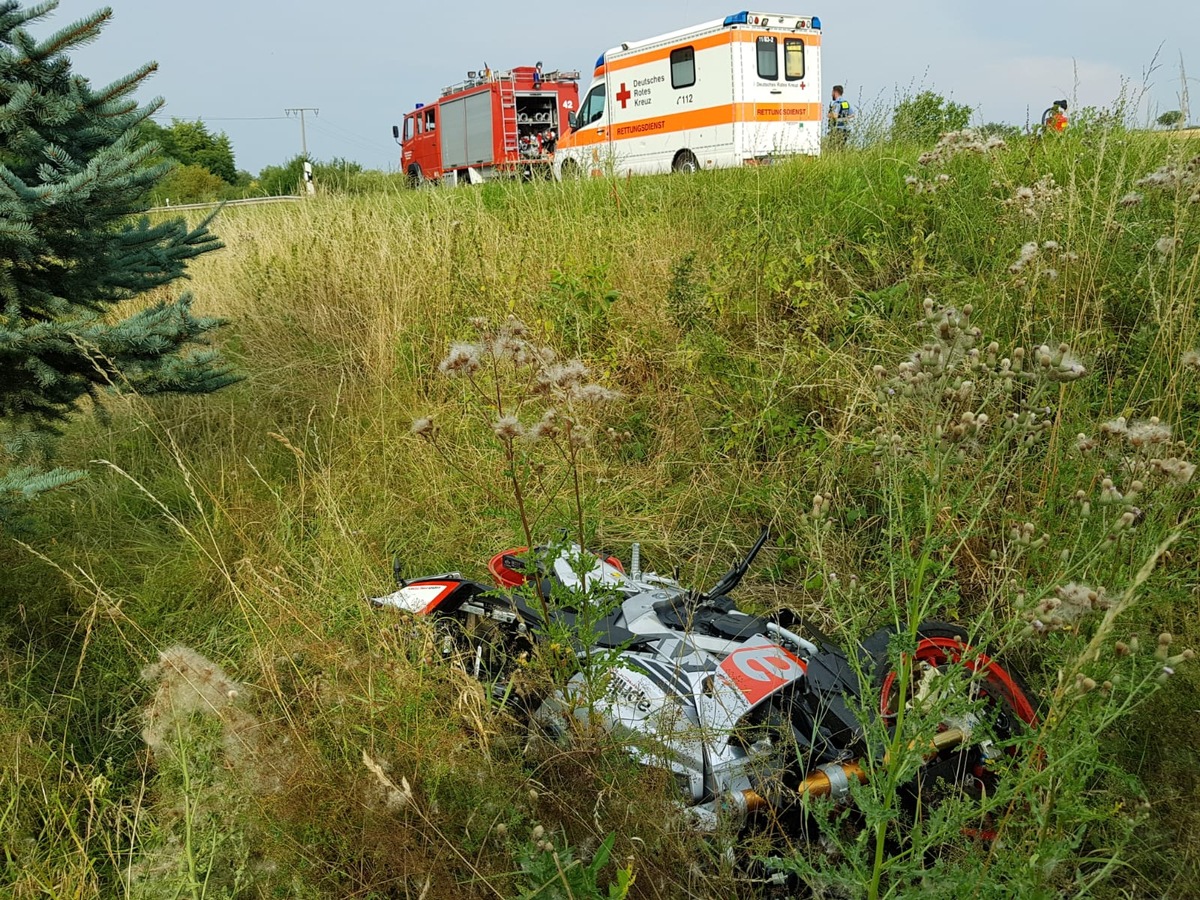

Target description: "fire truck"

left=392, top=65, right=581, bottom=186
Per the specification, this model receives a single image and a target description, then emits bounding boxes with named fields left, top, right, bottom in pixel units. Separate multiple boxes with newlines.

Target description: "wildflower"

left=526, top=408, right=560, bottom=442
left=537, top=360, right=590, bottom=393
left=1099, top=477, right=1123, bottom=504
left=503, top=315, right=529, bottom=338
left=1154, top=236, right=1179, bottom=256
left=439, top=343, right=482, bottom=376
left=569, top=383, right=621, bottom=404
left=1010, top=241, right=1039, bottom=273
left=1126, top=418, right=1171, bottom=447
left=1136, top=166, right=1183, bottom=189
left=1151, top=457, right=1196, bottom=484
left=1099, top=417, right=1128, bottom=438
left=1118, top=192, right=1143, bottom=207
left=1015, top=186, right=1035, bottom=201
left=1055, top=582, right=1109, bottom=623
left=492, top=415, right=525, bottom=440
left=410, top=416, right=435, bottom=438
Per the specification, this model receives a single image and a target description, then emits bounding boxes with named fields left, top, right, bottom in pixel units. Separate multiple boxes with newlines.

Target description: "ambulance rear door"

left=738, top=24, right=820, bottom=159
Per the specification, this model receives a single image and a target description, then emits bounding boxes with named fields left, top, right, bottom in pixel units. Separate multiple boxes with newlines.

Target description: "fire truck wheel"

left=406, top=165, right=424, bottom=189
left=559, top=159, right=582, bottom=181
left=672, top=151, right=700, bottom=174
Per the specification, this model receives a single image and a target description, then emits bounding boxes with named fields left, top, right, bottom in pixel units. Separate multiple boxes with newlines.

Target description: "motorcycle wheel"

left=874, top=621, right=1040, bottom=840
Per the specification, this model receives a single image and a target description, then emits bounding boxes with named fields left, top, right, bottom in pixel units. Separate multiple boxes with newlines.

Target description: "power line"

left=149, top=114, right=289, bottom=121
left=284, top=107, right=319, bottom=157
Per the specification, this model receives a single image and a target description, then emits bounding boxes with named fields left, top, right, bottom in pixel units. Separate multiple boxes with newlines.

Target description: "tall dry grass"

left=2, top=127, right=1199, bottom=897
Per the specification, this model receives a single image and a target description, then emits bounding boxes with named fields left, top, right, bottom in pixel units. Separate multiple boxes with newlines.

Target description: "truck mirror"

left=567, top=111, right=578, bottom=130
left=392, top=124, right=400, bottom=140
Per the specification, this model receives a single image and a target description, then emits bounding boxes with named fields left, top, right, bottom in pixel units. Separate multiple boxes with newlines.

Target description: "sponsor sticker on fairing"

left=371, top=582, right=456, bottom=614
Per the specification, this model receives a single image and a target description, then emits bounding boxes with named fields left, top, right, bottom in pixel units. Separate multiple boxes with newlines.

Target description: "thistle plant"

left=780, top=297, right=1197, bottom=898
left=412, top=316, right=620, bottom=620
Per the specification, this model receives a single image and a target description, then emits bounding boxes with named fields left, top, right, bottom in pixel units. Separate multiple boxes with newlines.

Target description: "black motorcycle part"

left=796, top=647, right=867, bottom=754
left=651, top=594, right=770, bottom=642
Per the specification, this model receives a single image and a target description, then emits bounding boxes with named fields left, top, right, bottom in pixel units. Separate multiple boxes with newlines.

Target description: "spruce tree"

left=0, top=1, right=237, bottom=514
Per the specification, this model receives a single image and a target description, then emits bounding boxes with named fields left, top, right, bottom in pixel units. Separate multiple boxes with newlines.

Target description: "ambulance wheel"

left=406, top=165, right=424, bottom=189
left=672, top=151, right=700, bottom=174
left=559, top=159, right=582, bottom=181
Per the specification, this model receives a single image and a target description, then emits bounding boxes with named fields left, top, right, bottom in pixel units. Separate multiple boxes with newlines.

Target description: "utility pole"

left=284, top=107, right=319, bottom=157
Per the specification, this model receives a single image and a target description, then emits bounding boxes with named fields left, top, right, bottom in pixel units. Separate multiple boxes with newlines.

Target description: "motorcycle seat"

left=511, top=594, right=647, bottom=650
left=652, top=595, right=769, bottom=641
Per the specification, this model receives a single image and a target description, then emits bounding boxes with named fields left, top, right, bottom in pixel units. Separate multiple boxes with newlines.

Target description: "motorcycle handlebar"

left=706, top=527, right=769, bottom=601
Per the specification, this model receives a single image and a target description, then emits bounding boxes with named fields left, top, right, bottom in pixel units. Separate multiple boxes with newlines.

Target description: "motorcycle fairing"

left=718, top=638, right=808, bottom=707
left=371, top=578, right=476, bottom=615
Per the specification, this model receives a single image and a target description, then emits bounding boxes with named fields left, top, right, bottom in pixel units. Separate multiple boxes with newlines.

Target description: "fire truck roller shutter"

left=441, top=93, right=495, bottom=170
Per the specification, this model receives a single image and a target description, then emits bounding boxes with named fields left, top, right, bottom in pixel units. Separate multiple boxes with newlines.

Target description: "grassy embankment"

left=2, top=128, right=1199, bottom=898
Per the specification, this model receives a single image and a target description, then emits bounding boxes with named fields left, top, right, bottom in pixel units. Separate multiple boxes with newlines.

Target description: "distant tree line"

left=136, top=120, right=378, bottom=204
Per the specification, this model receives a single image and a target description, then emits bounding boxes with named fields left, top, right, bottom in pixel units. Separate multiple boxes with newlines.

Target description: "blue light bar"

left=415, top=102, right=425, bottom=109
left=811, top=15, right=821, bottom=28
left=595, top=53, right=605, bottom=70
left=723, top=10, right=749, bottom=25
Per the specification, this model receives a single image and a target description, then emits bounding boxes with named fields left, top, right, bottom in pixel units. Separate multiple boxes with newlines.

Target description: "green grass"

left=2, top=126, right=1199, bottom=898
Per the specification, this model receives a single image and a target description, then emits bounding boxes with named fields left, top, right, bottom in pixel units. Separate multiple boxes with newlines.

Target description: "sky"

left=45, top=0, right=1200, bottom=174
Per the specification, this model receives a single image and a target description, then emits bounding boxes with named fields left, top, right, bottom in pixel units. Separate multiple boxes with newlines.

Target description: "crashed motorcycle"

left=371, top=531, right=1039, bottom=838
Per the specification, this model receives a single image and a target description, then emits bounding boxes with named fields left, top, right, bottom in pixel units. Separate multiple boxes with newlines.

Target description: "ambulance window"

left=424, top=107, right=436, bottom=131
left=581, top=83, right=606, bottom=125
left=671, top=46, right=695, bottom=89
left=756, top=36, right=778, bottom=80
left=784, top=39, right=805, bottom=80
left=403, top=117, right=414, bottom=141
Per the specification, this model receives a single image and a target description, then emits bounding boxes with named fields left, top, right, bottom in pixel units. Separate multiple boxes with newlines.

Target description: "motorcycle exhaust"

left=739, top=727, right=969, bottom=811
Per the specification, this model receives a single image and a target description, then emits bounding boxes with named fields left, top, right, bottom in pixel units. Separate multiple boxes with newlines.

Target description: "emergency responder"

left=1041, top=99, right=1068, bottom=133
left=828, top=85, right=855, bottom=144
left=533, top=61, right=543, bottom=88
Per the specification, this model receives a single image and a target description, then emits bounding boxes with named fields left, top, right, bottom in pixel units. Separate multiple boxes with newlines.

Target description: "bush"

left=892, top=90, right=973, bottom=143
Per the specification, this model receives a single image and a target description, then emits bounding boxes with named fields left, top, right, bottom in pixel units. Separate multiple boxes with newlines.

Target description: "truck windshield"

left=579, top=83, right=606, bottom=125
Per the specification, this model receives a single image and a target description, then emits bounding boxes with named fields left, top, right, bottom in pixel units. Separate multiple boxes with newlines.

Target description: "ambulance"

left=554, top=11, right=823, bottom=179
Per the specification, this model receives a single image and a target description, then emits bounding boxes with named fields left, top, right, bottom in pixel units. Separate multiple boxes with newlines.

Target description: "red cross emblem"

left=616, top=83, right=631, bottom=109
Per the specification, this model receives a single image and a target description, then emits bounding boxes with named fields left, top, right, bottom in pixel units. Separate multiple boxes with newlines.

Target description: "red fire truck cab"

left=393, top=65, right=581, bottom=186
